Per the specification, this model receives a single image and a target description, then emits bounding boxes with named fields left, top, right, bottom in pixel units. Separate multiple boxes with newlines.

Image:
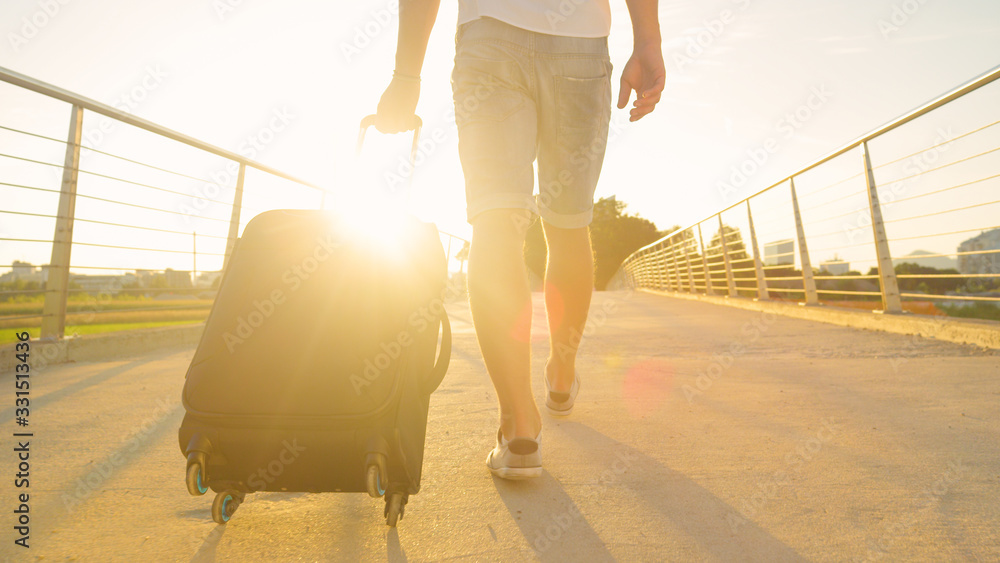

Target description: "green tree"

left=522, top=196, right=664, bottom=290
left=865, top=263, right=964, bottom=294
left=706, top=225, right=748, bottom=263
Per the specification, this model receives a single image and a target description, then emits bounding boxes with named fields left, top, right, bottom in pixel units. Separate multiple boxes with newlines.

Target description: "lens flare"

left=333, top=188, right=412, bottom=263
left=622, top=358, right=674, bottom=418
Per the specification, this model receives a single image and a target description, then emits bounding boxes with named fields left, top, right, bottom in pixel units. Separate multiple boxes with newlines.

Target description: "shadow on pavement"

left=189, top=525, right=226, bottom=562
left=0, top=357, right=154, bottom=422
left=386, top=527, right=408, bottom=562
left=559, top=421, right=809, bottom=562
left=492, top=471, right=616, bottom=562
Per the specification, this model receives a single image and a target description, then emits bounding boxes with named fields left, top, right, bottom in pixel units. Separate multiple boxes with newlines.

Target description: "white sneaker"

left=545, top=374, right=580, bottom=417
left=486, top=427, right=542, bottom=480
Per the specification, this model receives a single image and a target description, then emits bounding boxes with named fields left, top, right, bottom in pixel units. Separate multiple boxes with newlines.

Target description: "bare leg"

left=542, top=221, right=593, bottom=392
left=468, top=209, right=541, bottom=441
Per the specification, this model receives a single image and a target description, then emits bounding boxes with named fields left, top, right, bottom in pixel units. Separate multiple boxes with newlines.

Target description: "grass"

left=0, top=298, right=213, bottom=316
left=0, top=300, right=212, bottom=330
left=0, top=298, right=212, bottom=344
left=0, top=320, right=205, bottom=345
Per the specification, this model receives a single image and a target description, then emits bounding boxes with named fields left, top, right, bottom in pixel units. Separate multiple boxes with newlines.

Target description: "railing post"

left=861, top=142, right=903, bottom=313
left=698, top=223, right=714, bottom=295
left=683, top=233, right=696, bottom=293
left=40, top=104, right=84, bottom=340
left=718, top=214, right=738, bottom=297
left=790, top=178, right=819, bottom=305
left=661, top=245, right=670, bottom=291
left=746, top=201, right=769, bottom=301
left=658, top=246, right=667, bottom=290
left=656, top=245, right=666, bottom=290
left=223, top=162, right=246, bottom=272
left=649, top=249, right=656, bottom=289
left=670, top=239, right=681, bottom=292
left=658, top=244, right=668, bottom=291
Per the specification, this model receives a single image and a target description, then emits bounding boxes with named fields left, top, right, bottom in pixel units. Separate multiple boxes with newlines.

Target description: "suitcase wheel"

left=186, top=458, right=208, bottom=496
left=384, top=492, right=406, bottom=527
left=366, top=463, right=386, bottom=498
left=212, top=490, right=243, bottom=524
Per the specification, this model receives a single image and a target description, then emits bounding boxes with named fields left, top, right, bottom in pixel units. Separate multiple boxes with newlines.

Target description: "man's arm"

left=375, top=0, right=441, bottom=133
left=618, top=0, right=665, bottom=122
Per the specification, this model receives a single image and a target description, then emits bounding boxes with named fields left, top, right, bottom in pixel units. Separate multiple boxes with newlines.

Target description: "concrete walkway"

left=1, top=291, right=997, bottom=561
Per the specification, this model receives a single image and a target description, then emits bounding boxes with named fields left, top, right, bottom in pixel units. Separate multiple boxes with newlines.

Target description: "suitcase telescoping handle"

left=424, top=312, right=451, bottom=394
left=356, top=114, right=423, bottom=162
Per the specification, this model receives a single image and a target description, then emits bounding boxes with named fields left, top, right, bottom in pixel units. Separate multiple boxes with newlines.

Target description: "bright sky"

left=1, top=0, right=999, bottom=274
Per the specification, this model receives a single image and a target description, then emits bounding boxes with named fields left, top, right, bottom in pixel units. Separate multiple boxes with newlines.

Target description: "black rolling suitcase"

left=178, top=119, right=450, bottom=526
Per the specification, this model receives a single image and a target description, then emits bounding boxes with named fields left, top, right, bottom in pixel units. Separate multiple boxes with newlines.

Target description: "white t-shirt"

left=458, top=0, right=611, bottom=38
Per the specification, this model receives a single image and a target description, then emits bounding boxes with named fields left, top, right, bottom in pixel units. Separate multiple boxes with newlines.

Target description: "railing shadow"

left=556, top=421, right=810, bottom=562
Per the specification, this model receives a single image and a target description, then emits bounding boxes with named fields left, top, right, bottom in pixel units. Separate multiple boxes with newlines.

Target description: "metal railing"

left=611, top=65, right=1000, bottom=318
left=1, top=66, right=468, bottom=340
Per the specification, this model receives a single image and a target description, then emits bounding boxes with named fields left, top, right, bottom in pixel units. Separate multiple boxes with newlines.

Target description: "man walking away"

left=376, top=0, right=665, bottom=479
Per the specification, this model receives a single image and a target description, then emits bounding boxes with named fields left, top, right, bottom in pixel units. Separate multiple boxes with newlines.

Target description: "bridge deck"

left=2, top=291, right=997, bottom=561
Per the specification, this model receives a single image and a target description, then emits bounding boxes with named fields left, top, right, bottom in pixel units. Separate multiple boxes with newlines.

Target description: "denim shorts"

left=451, top=17, right=612, bottom=228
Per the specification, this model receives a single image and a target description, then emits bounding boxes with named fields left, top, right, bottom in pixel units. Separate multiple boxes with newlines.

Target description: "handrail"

left=614, top=64, right=1000, bottom=316
left=0, top=65, right=324, bottom=191
left=625, top=63, right=1000, bottom=261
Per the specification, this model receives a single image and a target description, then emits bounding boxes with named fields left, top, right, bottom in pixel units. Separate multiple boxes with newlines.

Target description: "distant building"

left=164, top=269, right=193, bottom=289
left=12, top=261, right=34, bottom=277
left=0, top=261, right=48, bottom=284
left=958, top=228, right=1000, bottom=274
left=764, top=239, right=794, bottom=266
left=820, top=256, right=849, bottom=276
left=194, top=272, right=222, bottom=288
left=68, top=273, right=137, bottom=295
left=893, top=250, right=957, bottom=270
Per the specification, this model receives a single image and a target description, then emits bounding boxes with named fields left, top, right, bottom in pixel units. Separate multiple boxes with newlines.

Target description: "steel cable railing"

left=1, top=66, right=475, bottom=342
left=612, top=64, right=1000, bottom=321
left=1, top=73, right=473, bottom=340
